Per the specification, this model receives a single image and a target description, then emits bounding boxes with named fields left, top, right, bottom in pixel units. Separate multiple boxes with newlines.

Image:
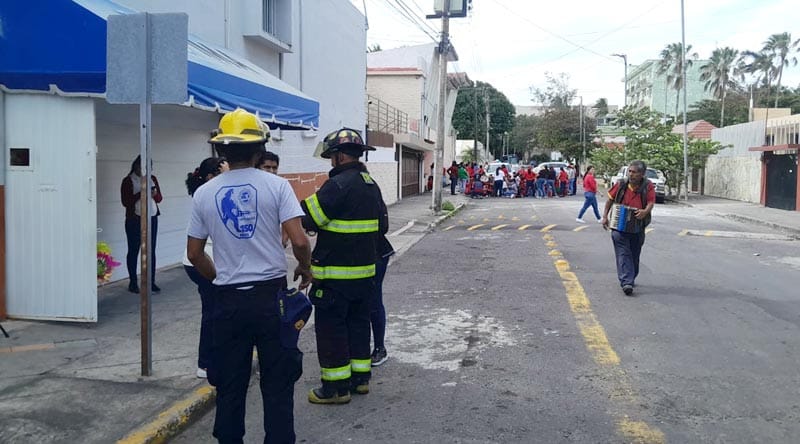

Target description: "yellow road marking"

left=511, top=216, right=520, bottom=221
left=677, top=229, right=688, bottom=236
left=704, top=230, right=714, bottom=236
left=0, top=343, right=56, bottom=353
left=117, top=385, right=215, bottom=444
left=542, top=234, right=554, bottom=241
left=546, top=241, right=557, bottom=248
left=491, top=224, right=508, bottom=231
left=467, top=224, right=485, bottom=231
left=645, top=227, right=654, bottom=234
left=573, top=225, right=589, bottom=232
left=541, top=224, right=557, bottom=232
left=442, top=225, right=455, bottom=231
left=545, top=235, right=664, bottom=444
left=498, top=215, right=505, bottom=219
left=483, top=218, right=490, bottom=222
left=518, top=224, right=532, bottom=231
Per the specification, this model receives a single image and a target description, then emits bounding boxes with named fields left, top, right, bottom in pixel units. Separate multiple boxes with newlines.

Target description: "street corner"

left=116, top=384, right=216, bottom=444
left=429, top=201, right=468, bottom=229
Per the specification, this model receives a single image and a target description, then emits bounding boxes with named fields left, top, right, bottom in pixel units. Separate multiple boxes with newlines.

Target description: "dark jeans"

left=370, top=256, right=390, bottom=349
left=450, top=178, right=457, bottom=195
left=211, top=278, right=302, bottom=444
left=578, top=192, right=601, bottom=220
left=611, top=230, right=646, bottom=287
left=184, top=265, right=215, bottom=370
left=494, top=180, right=504, bottom=197
left=125, top=216, right=158, bottom=285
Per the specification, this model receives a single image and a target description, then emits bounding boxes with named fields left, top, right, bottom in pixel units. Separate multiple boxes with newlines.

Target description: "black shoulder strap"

left=616, top=178, right=649, bottom=208
left=614, top=179, right=626, bottom=204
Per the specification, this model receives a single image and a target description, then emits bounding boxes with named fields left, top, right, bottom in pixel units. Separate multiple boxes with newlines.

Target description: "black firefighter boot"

left=308, top=380, right=351, bottom=405
left=351, top=376, right=369, bottom=395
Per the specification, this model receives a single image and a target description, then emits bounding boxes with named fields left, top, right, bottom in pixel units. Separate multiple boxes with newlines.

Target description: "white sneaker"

left=196, top=368, right=207, bottom=379
left=597, top=219, right=603, bottom=224
left=576, top=218, right=586, bottom=223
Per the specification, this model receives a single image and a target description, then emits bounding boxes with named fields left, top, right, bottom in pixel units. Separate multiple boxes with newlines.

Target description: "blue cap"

left=277, top=288, right=312, bottom=349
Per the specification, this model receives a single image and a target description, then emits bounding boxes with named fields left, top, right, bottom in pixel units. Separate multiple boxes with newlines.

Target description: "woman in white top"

left=183, top=157, right=228, bottom=379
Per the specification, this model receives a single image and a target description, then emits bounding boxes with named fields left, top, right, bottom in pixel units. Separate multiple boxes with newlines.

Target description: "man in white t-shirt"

left=187, top=109, right=312, bottom=444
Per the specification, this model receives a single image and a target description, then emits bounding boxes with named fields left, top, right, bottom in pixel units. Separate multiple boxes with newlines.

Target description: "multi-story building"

left=0, top=0, right=366, bottom=321
left=625, top=59, right=713, bottom=117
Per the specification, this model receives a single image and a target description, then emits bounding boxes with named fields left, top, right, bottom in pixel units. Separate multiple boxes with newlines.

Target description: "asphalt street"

left=175, top=194, right=800, bottom=443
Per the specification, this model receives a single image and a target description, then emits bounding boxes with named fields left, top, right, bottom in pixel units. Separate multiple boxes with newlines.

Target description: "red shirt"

left=558, top=170, right=568, bottom=183
left=608, top=181, right=656, bottom=209
left=582, top=173, right=598, bottom=193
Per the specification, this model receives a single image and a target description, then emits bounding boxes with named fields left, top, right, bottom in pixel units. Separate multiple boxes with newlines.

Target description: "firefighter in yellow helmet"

left=301, top=128, right=389, bottom=404
left=187, top=108, right=312, bottom=442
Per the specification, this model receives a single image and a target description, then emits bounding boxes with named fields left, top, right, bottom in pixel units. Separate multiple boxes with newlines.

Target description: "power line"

left=381, top=0, right=438, bottom=43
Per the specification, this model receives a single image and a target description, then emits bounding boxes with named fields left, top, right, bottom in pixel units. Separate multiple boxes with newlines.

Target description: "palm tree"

left=699, top=47, right=739, bottom=126
left=762, top=32, right=800, bottom=107
left=739, top=50, right=775, bottom=108
left=657, top=43, right=698, bottom=119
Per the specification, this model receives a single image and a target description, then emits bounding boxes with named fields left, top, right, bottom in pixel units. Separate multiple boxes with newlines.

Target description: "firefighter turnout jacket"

left=301, top=162, right=387, bottom=281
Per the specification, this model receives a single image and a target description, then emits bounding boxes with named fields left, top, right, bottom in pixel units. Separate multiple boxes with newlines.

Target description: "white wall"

left=704, top=156, right=761, bottom=203
left=367, top=74, right=424, bottom=123
left=112, top=0, right=368, bottom=177
left=95, top=101, right=218, bottom=282
left=365, top=161, right=399, bottom=206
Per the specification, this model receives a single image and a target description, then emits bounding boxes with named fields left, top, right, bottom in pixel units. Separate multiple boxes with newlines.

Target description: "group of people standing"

left=120, top=109, right=395, bottom=443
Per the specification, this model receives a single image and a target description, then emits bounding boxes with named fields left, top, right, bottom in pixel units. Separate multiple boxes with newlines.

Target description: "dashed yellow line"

left=511, top=216, right=520, bottom=221
left=467, top=224, right=485, bottom=231
left=546, top=236, right=665, bottom=444
left=704, top=230, right=714, bottom=237
left=573, top=225, right=589, bottom=232
left=540, top=224, right=557, bottom=232
left=442, top=225, right=455, bottom=231
left=546, top=241, right=557, bottom=248
left=491, top=224, right=508, bottom=231
left=498, top=215, right=505, bottom=219
left=518, top=224, right=532, bottom=231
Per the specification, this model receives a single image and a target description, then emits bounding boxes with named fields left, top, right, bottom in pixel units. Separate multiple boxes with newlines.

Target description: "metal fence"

left=366, top=94, right=408, bottom=135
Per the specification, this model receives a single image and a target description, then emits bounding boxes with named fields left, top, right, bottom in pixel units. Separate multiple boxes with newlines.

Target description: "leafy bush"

left=442, top=200, right=455, bottom=211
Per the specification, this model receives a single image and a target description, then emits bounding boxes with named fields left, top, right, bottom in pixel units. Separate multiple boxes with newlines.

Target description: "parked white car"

left=533, top=161, right=569, bottom=174
left=611, top=166, right=667, bottom=203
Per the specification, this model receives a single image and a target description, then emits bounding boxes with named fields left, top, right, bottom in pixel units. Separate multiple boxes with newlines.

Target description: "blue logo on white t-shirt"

left=216, top=185, right=258, bottom=239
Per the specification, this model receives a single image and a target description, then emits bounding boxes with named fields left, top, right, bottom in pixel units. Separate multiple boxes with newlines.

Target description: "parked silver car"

left=611, top=166, right=666, bottom=203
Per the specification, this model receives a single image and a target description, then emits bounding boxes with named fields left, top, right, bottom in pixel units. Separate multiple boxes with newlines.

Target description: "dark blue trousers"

left=611, top=230, right=645, bottom=287
left=125, top=216, right=158, bottom=285
left=184, top=265, right=214, bottom=370
left=211, top=279, right=302, bottom=444
left=370, top=256, right=390, bottom=349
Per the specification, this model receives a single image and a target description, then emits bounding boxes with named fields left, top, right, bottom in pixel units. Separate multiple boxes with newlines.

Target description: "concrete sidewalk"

left=0, top=191, right=468, bottom=444
left=667, top=194, right=800, bottom=238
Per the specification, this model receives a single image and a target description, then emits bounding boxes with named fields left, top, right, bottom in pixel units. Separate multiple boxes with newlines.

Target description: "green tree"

left=699, top=47, right=739, bottom=127
left=509, top=114, right=538, bottom=161
left=687, top=95, right=750, bottom=127
left=739, top=50, right=775, bottom=108
left=658, top=43, right=698, bottom=119
left=762, top=32, right=800, bottom=107
left=607, top=107, right=724, bottom=195
left=535, top=107, right=596, bottom=162
left=593, top=98, right=609, bottom=118
left=452, top=81, right=515, bottom=160
left=530, top=72, right=577, bottom=109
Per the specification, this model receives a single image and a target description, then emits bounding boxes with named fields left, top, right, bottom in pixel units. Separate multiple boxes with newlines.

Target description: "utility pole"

left=580, top=96, right=585, bottom=167
left=473, top=86, right=479, bottom=164
left=431, top=0, right=450, bottom=213
left=485, top=88, right=491, bottom=161
left=680, top=0, right=689, bottom=201
left=612, top=53, right=628, bottom=107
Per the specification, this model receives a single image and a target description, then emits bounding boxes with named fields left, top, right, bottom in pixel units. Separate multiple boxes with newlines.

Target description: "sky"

left=349, top=0, right=800, bottom=108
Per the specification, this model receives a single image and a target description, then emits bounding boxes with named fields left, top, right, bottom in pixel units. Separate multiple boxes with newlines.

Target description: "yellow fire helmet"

left=317, top=128, right=375, bottom=159
left=208, top=108, right=270, bottom=145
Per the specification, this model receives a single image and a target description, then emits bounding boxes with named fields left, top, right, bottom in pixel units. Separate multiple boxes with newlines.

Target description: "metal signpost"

left=107, top=12, right=188, bottom=376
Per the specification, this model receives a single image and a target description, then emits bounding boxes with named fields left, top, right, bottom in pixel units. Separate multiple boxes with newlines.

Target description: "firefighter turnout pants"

left=312, top=279, right=374, bottom=393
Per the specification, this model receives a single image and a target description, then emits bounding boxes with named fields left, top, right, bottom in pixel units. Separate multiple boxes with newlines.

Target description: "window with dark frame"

left=10, top=148, right=31, bottom=167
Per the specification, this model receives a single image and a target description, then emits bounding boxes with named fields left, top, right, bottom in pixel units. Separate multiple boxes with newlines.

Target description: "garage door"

left=401, top=148, right=421, bottom=197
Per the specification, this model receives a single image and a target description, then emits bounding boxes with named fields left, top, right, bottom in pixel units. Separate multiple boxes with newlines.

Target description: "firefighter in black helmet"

left=301, top=128, right=388, bottom=404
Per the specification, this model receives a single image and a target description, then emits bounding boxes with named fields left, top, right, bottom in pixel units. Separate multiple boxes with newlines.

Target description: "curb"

left=117, top=385, right=216, bottom=444
left=427, top=202, right=467, bottom=229
left=668, top=198, right=800, bottom=239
